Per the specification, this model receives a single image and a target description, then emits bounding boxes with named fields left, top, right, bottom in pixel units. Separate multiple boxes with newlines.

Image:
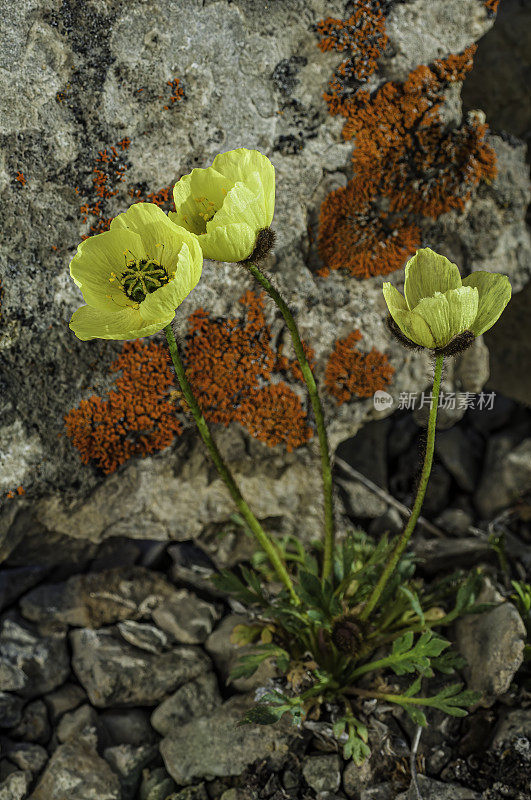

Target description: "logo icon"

left=373, top=390, right=393, bottom=410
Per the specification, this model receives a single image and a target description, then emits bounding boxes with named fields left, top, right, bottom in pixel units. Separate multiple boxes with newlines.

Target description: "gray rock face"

left=150, top=672, right=222, bottom=736
left=0, top=693, right=24, bottom=729
left=138, top=766, right=176, bottom=800
left=152, top=589, right=220, bottom=644
left=160, top=695, right=293, bottom=785
left=117, top=620, right=170, bottom=653
left=20, top=567, right=178, bottom=628
left=455, top=581, right=526, bottom=701
left=56, top=704, right=100, bottom=748
left=70, top=626, right=211, bottom=707
left=0, top=771, right=32, bottom=800
left=302, top=754, right=341, bottom=793
left=103, top=744, right=158, bottom=800
left=1, top=0, right=528, bottom=557
left=8, top=700, right=50, bottom=745
left=1, top=742, right=48, bottom=776
left=28, top=741, right=121, bottom=800
left=0, top=618, right=69, bottom=698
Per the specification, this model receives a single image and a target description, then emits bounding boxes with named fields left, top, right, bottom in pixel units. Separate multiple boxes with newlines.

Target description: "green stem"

left=164, top=324, right=299, bottom=605
left=245, top=261, right=335, bottom=583
left=360, top=355, right=444, bottom=621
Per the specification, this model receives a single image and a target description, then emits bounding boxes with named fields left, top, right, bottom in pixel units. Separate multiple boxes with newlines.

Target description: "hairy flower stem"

left=164, top=323, right=299, bottom=605
left=361, top=355, right=444, bottom=621
left=245, top=261, right=335, bottom=583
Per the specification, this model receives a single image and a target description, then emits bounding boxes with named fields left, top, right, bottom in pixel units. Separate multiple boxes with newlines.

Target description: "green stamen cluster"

left=119, top=259, right=169, bottom=303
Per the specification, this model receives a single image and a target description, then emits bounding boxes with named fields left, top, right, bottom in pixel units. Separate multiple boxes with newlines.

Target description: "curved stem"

left=360, top=355, right=444, bottom=622
left=244, top=261, right=335, bottom=583
left=164, top=324, right=299, bottom=605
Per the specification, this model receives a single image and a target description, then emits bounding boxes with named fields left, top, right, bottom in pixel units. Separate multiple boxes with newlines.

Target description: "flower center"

left=115, top=257, right=170, bottom=304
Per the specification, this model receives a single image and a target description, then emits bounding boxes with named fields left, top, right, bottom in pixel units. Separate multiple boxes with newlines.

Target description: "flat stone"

left=435, top=427, right=479, bottom=493
left=152, top=589, right=219, bottom=644
left=455, top=581, right=526, bottom=701
left=20, top=567, right=178, bottom=628
left=100, top=708, right=157, bottom=747
left=1, top=742, right=48, bottom=775
left=302, top=754, right=341, bottom=793
left=343, top=758, right=372, bottom=798
left=0, top=771, right=32, bottom=800
left=117, top=620, right=170, bottom=653
left=138, top=766, right=176, bottom=800
left=0, top=567, right=48, bottom=614
left=504, top=439, right=531, bottom=500
left=8, top=700, right=50, bottom=745
left=28, top=741, right=121, bottom=800
left=71, top=627, right=211, bottom=707
left=43, top=682, right=87, bottom=725
left=475, top=433, right=518, bottom=518
left=160, top=695, right=293, bottom=786
left=0, top=617, right=69, bottom=698
left=359, top=787, right=394, bottom=800
left=395, top=775, right=480, bottom=799
left=204, top=614, right=276, bottom=692
left=170, top=786, right=209, bottom=800
left=151, top=672, right=221, bottom=735
left=56, top=704, right=100, bottom=748
left=492, top=708, right=531, bottom=748
left=0, top=693, right=24, bottom=729
left=104, top=744, right=158, bottom=800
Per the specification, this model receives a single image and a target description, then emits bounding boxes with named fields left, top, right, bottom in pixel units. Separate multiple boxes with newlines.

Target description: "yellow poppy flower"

left=383, top=248, right=511, bottom=351
left=170, top=148, right=275, bottom=262
left=69, top=203, right=203, bottom=341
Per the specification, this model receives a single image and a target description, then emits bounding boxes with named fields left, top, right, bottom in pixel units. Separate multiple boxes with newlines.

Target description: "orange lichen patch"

left=15, top=171, right=27, bottom=187
left=4, top=486, right=25, bottom=501
left=184, top=291, right=313, bottom=451
left=317, top=44, right=497, bottom=277
left=318, top=183, right=420, bottom=279
left=341, top=50, right=496, bottom=219
left=79, top=140, right=131, bottom=239
left=484, top=0, right=500, bottom=15
left=128, top=185, right=176, bottom=213
left=65, top=340, right=182, bottom=474
left=325, top=331, right=394, bottom=405
left=317, top=1, right=388, bottom=116
left=243, top=384, right=313, bottom=451
left=162, top=78, right=184, bottom=110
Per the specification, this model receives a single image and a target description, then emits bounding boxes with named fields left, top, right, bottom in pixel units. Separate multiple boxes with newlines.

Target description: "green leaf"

left=404, top=705, right=428, bottom=726
left=400, top=586, right=425, bottom=625
left=431, top=650, right=467, bottom=675
left=211, top=568, right=265, bottom=605
left=239, top=704, right=287, bottom=725
left=229, top=644, right=289, bottom=680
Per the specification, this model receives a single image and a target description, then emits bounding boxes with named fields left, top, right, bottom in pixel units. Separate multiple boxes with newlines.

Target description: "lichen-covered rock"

left=455, top=581, right=526, bottom=701
left=0, top=771, right=32, bottom=800
left=150, top=672, right=222, bottom=736
left=151, top=589, right=220, bottom=644
left=19, top=566, right=178, bottom=628
left=160, top=695, right=293, bottom=785
left=70, top=626, right=211, bottom=707
left=302, top=754, right=341, bottom=793
left=28, top=741, right=121, bottom=800
left=1, top=0, right=528, bottom=554
left=0, top=618, right=69, bottom=698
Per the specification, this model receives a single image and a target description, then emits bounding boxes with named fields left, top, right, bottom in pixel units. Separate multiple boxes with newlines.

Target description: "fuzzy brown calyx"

left=244, top=227, right=276, bottom=263
left=331, top=614, right=368, bottom=656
